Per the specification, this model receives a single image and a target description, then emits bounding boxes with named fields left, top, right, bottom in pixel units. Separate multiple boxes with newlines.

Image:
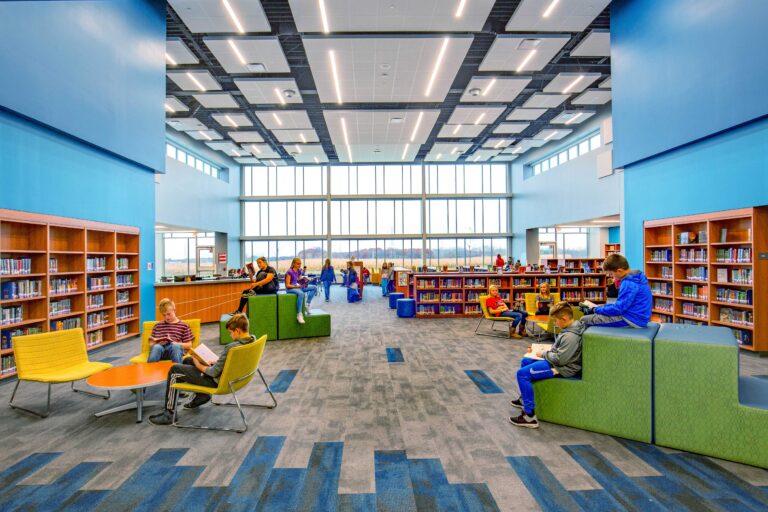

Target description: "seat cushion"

left=739, top=376, right=768, bottom=409
left=247, top=294, right=278, bottom=341
left=23, top=361, right=112, bottom=383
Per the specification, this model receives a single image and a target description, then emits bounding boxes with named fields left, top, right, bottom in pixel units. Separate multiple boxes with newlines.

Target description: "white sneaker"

left=306, top=302, right=312, bottom=312
left=297, top=313, right=305, bottom=324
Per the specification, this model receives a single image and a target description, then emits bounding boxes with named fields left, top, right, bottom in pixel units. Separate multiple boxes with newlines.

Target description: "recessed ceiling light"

left=250, top=144, right=262, bottom=154
left=268, top=160, right=277, bottom=167
left=483, top=78, right=497, bottom=96
left=453, top=124, right=462, bottom=134
left=473, top=112, right=486, bottom=125
left=225, top=115, right=238, bottom=127
left=329, top=50, right=343, bottom=104
left=455, top=0, right=467, bottom=18
left=380, top=63, right=391, bottom=70
left=543, top=131, right=557, bottom=140
left=410, top=112, right=424, bottom=143
left=390, top=117, right=403, bottom=124
left=199, top=131, right=212, bottom=141
left=425, top=37, right=450, bottom=97
left=562, top=75, right=584, bottom=94
left=283, top=89, right=296, bottom=99
left=164, top=103, right=175, bottom=113
left=401, top=144, right=410, bottom=161
left=295, top=144, right=302, bottom=154
left=516, top=50, right=537, bottom=73
left=165, top=53, right=177, bottom=66
left=222, top=0, right=245, bottom=34
left=565, top=112, right=584, bottom=125
left=227, top=39, right=247, bottom=65
left=451, top=146, right=459, bottom=154
left=436, top=153, right=442, bottom=160
left=512, top=147, right=523, bottom=154
left=468, top=88, right=482, bottom=97
left=494, top=139, right=506, bottom=148
left=300, top=133, right=307, bottom=143
left=186, top=72, right=206, bottom=92
left=272, top=113, right=283, bottom=126
left=318, top=0, right=330, bottom=34
left=472, top=155, right=481, bottom=162
left=273, top=87, right=286, bottom=105
left=341, top=117, right=352, bottom=161
left=247, top=63, right=267, bottom=72
left=314, top=156, right=320, bottom=164
left=542, top=0, right=560, bottom=18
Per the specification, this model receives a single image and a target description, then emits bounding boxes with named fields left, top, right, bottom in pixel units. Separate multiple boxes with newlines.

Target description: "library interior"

left=2, top=1, right=768, bottom=510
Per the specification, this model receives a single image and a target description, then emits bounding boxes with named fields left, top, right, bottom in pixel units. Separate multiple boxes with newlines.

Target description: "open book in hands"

left=190, top=343, right=219, bottom=366
left=149, top=335, right=173, bottom=346
left=525, top=343, right=553, bottom=360
left=579, top=300, right=598, bottom=309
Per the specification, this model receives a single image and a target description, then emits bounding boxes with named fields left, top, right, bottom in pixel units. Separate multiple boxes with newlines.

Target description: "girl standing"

left=320, top=258, right=335, bottom=302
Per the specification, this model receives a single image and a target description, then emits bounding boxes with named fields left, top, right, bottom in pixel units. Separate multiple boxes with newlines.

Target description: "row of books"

left=1, top=354, right=15, bottom=375
left=465, top=305, right=481, bottom=315
left=1, top=305, right=23, bottom=325
left=51, top=317, right=81, bottom=331
left=116, top=306, right=134, bottom=321
left=584, top=278, right=603, bottom=287
left=116, top=274, right=134, bottom=287
left=719, top=308, right=753, bottom=326
left=583, top=291, right=604, bottom=300
left=440, top=292, right=463, bottom=303
left=117, top=324, right=129, bottom=337
left=681, top=284, right=707, bottom=300
left=86, top=329, right=103, bottom=347
left=50, top=299, right=72, bottom=316
left=654, top=298, right=673, bottom=313
left=87, top=294, right=105, bottom=309
left=439, top=305, right=461, bottom=314
left=465, top=279, right=486, bottom=288
left=50, top=278, right=78, bottom=295
left=117, top=290, right=130, bottom=303
left=49, top=257, right=57, bottom=273
left=561, top=291, right=581, bottom=301
left=677, top=230, right=707, bottom=244
left=1, top=327, right=43, bottom=348
left=650, top=282, right=673, bottom=296
left=86, top=257, right=107, bottom=272
left=416, top=279, right=438, bottom=289
left=677, top=318, right=706, bottom=326
left=417, top=291, right=439, bottom=302
left=441, top=279, right=463, bottom=288
left=561, top=278, right=580, bottom=286
left=717, top=268, right=752, bottom=284
left=715, top=287, right=752, bottom=305
left=117, top=257, right=130, bottom=270
left=650, top=249, right=672, bottom=262
left=0, top=257, right=32, bottom=275
left=416, top=305, right=439, bottom=315
left=88, top=276, right=111, bottom=290
left=1, top=280, right=42, bottom=300
left=685, top=267, right=708, bottom=281
left=715, top=248, right=751, bottom=263
left=731, top=329, right=752, bottom=346
left=661, top=266, right=673, bottom=279
left=679, top=248, right=707, bottom=262
left=86, top=311, right=109, bottom=329
left=681, top=302, right=708, bottom=318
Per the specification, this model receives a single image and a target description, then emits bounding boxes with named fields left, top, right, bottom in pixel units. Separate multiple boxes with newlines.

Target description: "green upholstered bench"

left=247, top=294, right=278, bottom=341
left=277, top=293, right=330, bottom=340
left=654, top=323, right=768, bottom=469
left=533, top=323, right=659, bottom=442
left=219, top=314, right=234, bottom=345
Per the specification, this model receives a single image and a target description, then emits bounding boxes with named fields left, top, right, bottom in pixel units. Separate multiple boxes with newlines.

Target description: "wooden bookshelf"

left=644, top=207, right=767, bottom=352
left=409, top=271, right=607, bottom=318
left=0, top=209, right=140, bottom=380
left=604, top=243, right=621, bottom=257
left=544, top=258, right=605, bottom=273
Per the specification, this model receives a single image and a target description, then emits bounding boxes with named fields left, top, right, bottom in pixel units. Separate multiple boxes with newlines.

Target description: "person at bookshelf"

left=510, top=301, right=585, bottom=429
left=346, top=262, right=361, bottom=303
left=580, top=253, right=652, bottom=328
left=286, top=257, right=317, bottom=324
left=485, top=285, right=527, bottom=339
left=320, top=258, right=335, bottom=303
left=148, top=313, right=256, bottom=426
left=495, top=254, right=505, bottom=269
left=148, top=298, right=194, bottom=364
left=232, top=257, right=278, bottom=315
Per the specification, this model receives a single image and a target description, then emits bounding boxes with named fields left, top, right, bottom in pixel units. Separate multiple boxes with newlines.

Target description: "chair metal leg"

left=71, top=381, right=110, bottom=399
left=474, top=317, right=511, bottom=338
left=9, top=381, right=52, bottom=419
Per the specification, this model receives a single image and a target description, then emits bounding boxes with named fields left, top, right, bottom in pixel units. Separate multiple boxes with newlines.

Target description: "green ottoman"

left=277, top=293, right=331, bottom=340
left=533, top=323, right=659, bottom=442
left=654, top=323, right=768, bottom=469
left=247, top=294, right=278, bottom=341
left=219, top=314, right=234, bottom=345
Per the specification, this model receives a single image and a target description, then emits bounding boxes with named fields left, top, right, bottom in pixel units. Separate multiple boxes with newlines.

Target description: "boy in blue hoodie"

left=581, top=254, right=652, bottom=328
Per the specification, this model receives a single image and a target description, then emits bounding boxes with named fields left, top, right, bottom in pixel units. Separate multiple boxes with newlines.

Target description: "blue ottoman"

left=396, top=298, right=416, bottom=318
left=389, top=292, right=404, bottom=309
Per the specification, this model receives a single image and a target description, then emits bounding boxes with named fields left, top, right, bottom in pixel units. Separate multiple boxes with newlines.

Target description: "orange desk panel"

left=154, top=279, right=251, bottom=323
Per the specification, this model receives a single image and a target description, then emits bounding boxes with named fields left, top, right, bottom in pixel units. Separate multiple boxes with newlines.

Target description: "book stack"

left=682, top=302, right=708, bottom=318
left=1, top=354, right=16, bottom=375
left=49, top=257, right=58, bottom=273
left=418, top=291, right=438, bottom=303
left=651, top=249, right=672, bottom=262
left=650, top=282, right=673, bottom=296
left=117, top=257, right=130, bottom=270
left=731, top=269, right=753, bottom=284
left=679, top=248, right=707, bottom=262
left=440, top=292, right=462, bottom=303
left=654, top=298, right=673, bottom=312
left=116, top=290, right=130, bottom=304
left=1, top=326, right=43, bottom=348
left=681, top=284, right=707, bottom=299
left=86, top=330, right=103, bottom=347
left=685, top=267, right=708, bottom=281
left=117, top=324, right=129, bottom=337
left=116, top=305, right=134, bottom=321
left=87, top=294, right=105, bottom=309
left=87, top=276, right=111, bottom=290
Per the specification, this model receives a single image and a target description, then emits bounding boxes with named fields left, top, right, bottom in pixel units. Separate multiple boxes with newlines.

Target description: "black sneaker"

left=509, top=413, right=539, bottom=429
left=148, top=410, right=174, bottom=426
left=510, top=398, right=523, bottom=410
left=183, top=393, right=212, bottom=409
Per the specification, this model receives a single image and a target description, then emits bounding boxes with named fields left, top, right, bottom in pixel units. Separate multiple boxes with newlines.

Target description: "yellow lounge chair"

left=475, top=294, right=516, bottom=338
left=130, top=320, right=201, bottom=364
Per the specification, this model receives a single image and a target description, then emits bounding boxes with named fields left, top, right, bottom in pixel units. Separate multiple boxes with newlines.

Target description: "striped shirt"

left=150, top=321, right=194, bottom=345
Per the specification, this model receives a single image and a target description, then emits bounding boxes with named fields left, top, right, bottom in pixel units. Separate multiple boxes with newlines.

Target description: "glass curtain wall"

left=242, top=163, right=510, bottom=272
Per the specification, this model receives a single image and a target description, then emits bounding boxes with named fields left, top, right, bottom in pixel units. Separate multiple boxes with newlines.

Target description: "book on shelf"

left=716, top=268, right=728, bottom=283
left=190, top=343, right=219, bottom=366
left=720, top=228, right=727, bottom=243
left=524, top=343, right=553, bottom=360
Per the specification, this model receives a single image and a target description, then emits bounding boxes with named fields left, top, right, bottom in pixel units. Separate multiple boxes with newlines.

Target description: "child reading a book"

left=580, top=253, right=652, bottom=328
left=148, top=298, right=194, bottom=364
left=149, top=313, right=256, bottom=426
left=233, top=257, right=278, bottom=315
left=510, top=301, right=585, bottom=429
left=485, top=285, right=527, bottom=339
left=285, top=257, right=317, bottom=324
left=534, top=282, right=554, bottom=315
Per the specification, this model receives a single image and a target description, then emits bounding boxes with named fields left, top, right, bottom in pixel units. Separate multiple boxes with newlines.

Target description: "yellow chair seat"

left=21, top=361, right=112, bottom=383
left=524, top=292, right=561, bottom=316
left=129, top=354, right=149, bottom=364
left=132, top=320, right=201, bottom=364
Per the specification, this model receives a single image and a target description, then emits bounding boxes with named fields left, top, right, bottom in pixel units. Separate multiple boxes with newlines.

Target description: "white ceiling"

left=571, top=29, right=610, bottom=57
left=288, top=0, right=496, bottom=33
left=234, top=78, right=304, bottom=105
left=543, top=72, right=602, bottom=94
left=469, top=149, right=501, bottom=162
left=599, top=76, right=612, bottom=88
left=166, top=117, right=208, bottom=131
left=204, top=37, right=290, bottom=74
left=188, top=129, right=222, bottom=141
left=424, top=143, right=473, bottom=162
left=211, top=113, right=253, bottom=128
left=549, top=110, right=596, bottom=125
left=505, top=0, right=612, bottom=32
left=533, top=128, right=573, bottom=141
left=205, top=140, right=246, bottom=156
left=235, top=157, right=262, bottom=164
left=228, top=131, right=264, bottom=143
left=241, top=143, right=281, bottom=158
left=446, top=106, right=506, bottom=125
left=482, top=138, right=514, bottom=149
left=166, top=38, right=198, bottom=65
left=255, top=110, right=313, bottom=130
left=573, top=89, right=612, bottom=105
left=480, top=34, right=571, bottom=72
left=460, top=76, right=532, bottom=103
left=506, top=108, right=547, bottom=121
left=165, top=96, right=189, bottom=113
left=168, top=0, right=271, bottom=34
left=522, top=93, right=570, bottom=109
left=167, top=70, right=221, bottom=91
left=193, top=92, right=239, bottom=108
left=271, top=129, right=321, bottom=143
left=286, top=144, right=329, bottom=164
left=303, top=35, right=473, bottom=103
left=493, top=122, right=530, bottom=135
left=491, top=154, right=519, bottom=162
left=436, top=124, right=486, bottom=138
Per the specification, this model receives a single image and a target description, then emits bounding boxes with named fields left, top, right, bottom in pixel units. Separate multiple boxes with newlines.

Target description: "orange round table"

left=87, top=362, right=174, bottom=423
left=528, top=315, right=550, bottom=323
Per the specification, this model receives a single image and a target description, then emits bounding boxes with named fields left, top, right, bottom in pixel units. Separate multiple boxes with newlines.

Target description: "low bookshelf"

left=544, top=258, right=605, bottom=273
left=1, top=209, right=140, bottom=380
left=604, top=243, right=621, bottom=257
left=409, top=271, right=607, bottom=318
left=644, top=206, right=767, bottom=352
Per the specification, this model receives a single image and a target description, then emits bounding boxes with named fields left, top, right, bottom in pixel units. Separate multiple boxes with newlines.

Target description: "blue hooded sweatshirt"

left=594, top=270, right=652, bottom=327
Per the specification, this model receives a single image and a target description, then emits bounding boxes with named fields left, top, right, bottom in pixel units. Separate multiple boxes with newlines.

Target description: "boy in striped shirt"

left=148, top=298, right=194, bottom=364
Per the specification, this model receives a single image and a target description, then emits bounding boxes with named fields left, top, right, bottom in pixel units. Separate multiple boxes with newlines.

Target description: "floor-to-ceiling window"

left=241, top=163, right=511, bottom=272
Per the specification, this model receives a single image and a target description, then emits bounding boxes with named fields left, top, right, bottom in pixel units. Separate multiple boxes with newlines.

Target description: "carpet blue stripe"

left=269, top=369, right=298, bottom=393
left=506, top=456, right=582, bottom=512
left=98, top=356, right=121, bottom=363
left=59, top=490, right=111, bottom=512
left=337, top=493, right=376, bottom=511
left=408, top=458, right=462, bottom=511
left=218, top=436, right=285, bottom=511
left=0, top=452, right=60, bottom=503
left=569, top=489, right=623, bottom=510
left=375, top=450, right=418, bottom=512
left=464, top=370, right=504, bottom=394
left=10, top=462, right=108, bottom=512
left=135, top=465, right=206, bottom=512
left=564, top=445, right=665, bottom=511
left=453, top=483, right=502, bottom=512
left=254, top=467, right=306, bottom=511
left=106, top=448, right=188, bottom=510
left=296, top=442, right=343, bottom=512
left=170, top=487, right=223, bottom=512
left=386, top=348, right=404, bottom=363
left=637, top=476, right=724, bottom=512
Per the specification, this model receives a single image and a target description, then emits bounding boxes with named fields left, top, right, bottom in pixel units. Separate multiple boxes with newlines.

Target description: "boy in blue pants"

left=580, top=253, right=652, bottom=328
left=510, top=301, right=585, bottom=429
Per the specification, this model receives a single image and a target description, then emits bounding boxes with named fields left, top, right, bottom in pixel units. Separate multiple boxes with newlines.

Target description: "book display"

left=0, top=209, right=140, bottom=379
left=409, top=271, right=607, bottom=317
left=644, top=207, right=767, bottom=351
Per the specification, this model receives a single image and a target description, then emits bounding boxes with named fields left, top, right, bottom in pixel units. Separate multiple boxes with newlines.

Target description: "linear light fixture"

left=329, top=50, right=343, bottom=104
left=455, top=0, right=467, bottom=18
left=199, top=131, right=212, bottom=141
left=512, top=147, right=523, bottom=154
left=295, top=144, right=302, bottom=154
left=410, top=112, right=424, bottom=143
left=425, top=37, right=449, bottom=97
left=562, top=75, right=584, bottom=94
left=318, top=0, right=330, bottom=34
left=565, top=112, right=584, bottom=125
left=272, top=113, right=283, bottom=126
left=222, top=0, right=245, bottom=34
left=165, top=53, right=177, bottom=66
left=543, top=131, right=558, bottom=141
left=451, top=146, right=459, bottom=154
left=483, top=78, right=497, bottom=96
left=472, top=155, right=481, bottom=162
left=341, top=117, right=352, bottom=161
left=542, top=0, right=560, bottom=18
left=299, top=133, right=307, bottom=143
left=494, top=139, right=506, bottom=148
left=473, top=113, right=486, bottom=125
left=436, top=153, right=443, bottom=160
left=186, top=72, right=206, bottom=92
left=401, top=144, right=410, bottom=161
left=164, top=103, right=175, bottom=113
left=268, top=160, right=276, bottom=167
left=250, top=144, right=261, bottom=154
left=225, top=115, right=238, bottom=127
left=452, top=124, right=462, bottom=135
left=517, top=50, right=537, bottom=73
left=314, top=156, right=320, bottom=164
left=228, top=39, right=247, bottom=65
left=273, top=87, right=286, bottom=105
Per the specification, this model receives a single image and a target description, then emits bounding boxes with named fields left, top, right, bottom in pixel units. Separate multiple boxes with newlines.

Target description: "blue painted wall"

left=0, top=110, right=156, bottom=323
left=0, top=0, right=166, bottom=171
left=612, top=0, right=768, bottom=168
left=608, top=226, right=620, bottom=244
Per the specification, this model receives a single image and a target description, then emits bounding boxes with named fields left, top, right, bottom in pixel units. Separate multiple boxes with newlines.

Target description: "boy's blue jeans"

left=516, top=357, right=556, bottom=416
left=148, top=343, right=184, bottom=364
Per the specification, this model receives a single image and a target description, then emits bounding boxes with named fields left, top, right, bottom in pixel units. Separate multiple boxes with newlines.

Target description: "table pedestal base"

left=94, top=390, right=163, bottom=423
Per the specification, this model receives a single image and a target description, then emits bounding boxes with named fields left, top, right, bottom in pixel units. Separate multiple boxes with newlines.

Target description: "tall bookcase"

left=1, top=209, right=140, bottom=380
left=604, top=243, right=621, bottom=257
left=410, top=271, right=607, bottom=317
left=544, top=258, right=605, bottom=273
left=644, top=207, right=767, bottom=352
